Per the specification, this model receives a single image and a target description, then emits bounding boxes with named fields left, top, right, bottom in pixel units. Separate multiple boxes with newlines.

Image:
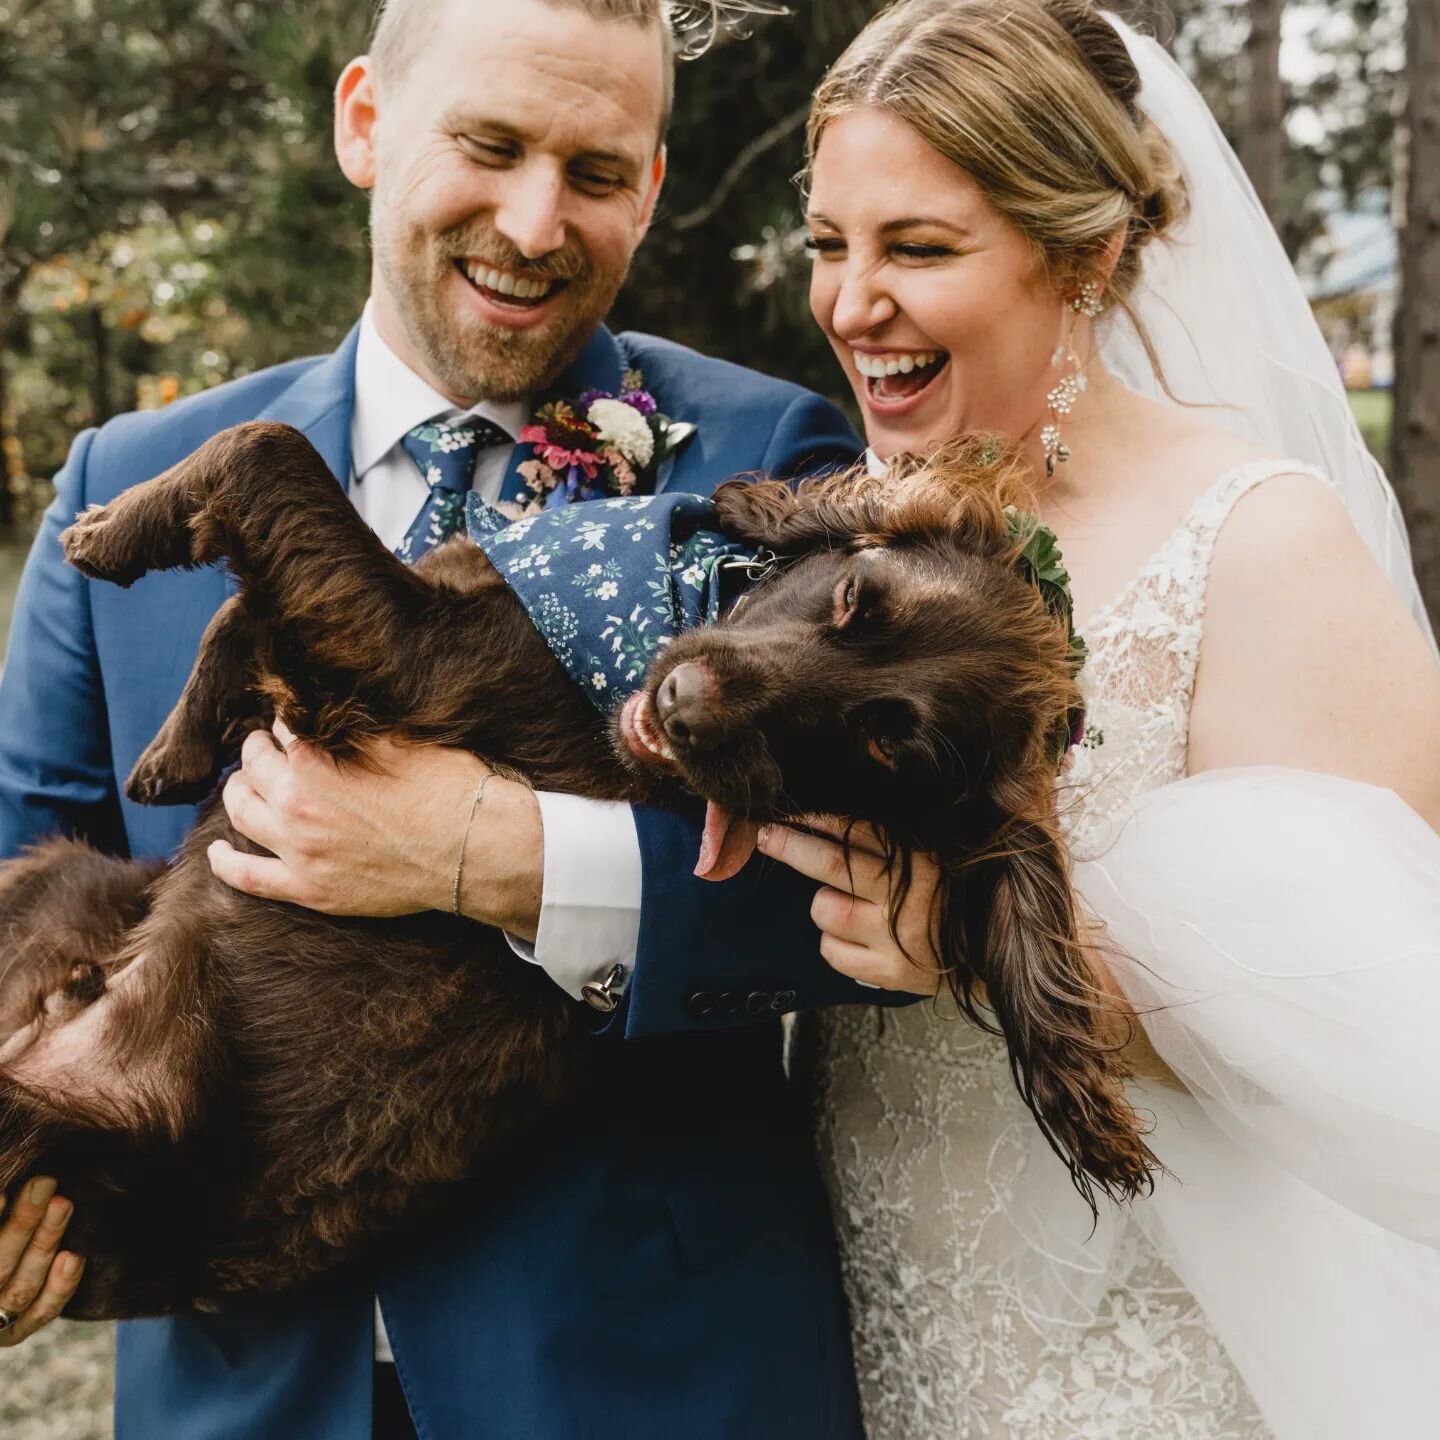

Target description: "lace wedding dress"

left=810, top=460, right=1295, bottom=1440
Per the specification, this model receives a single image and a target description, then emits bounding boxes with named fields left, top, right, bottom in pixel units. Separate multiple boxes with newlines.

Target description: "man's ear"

left=334, top=57, right=380, bottom=191
left=637, top=145, right=668, bottom=237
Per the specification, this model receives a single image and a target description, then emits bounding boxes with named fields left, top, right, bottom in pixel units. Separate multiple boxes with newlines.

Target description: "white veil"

left=1099, top=15, right=1437, bottom=653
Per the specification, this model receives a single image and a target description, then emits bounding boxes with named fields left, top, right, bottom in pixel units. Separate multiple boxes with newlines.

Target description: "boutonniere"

left=512, top=368, right=696, bottom=516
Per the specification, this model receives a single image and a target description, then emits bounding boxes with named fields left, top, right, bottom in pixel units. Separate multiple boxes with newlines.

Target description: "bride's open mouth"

left=854, top=348, right=950, bottom=413
left=619, top=691, right=680, bottom=772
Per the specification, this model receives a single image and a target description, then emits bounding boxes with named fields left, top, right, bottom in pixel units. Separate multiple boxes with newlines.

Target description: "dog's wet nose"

left=656, top=663, right=724, bottom=752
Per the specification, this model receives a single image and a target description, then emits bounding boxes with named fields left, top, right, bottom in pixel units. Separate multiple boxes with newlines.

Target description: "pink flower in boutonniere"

left=512, top=368, right=696, bottom=515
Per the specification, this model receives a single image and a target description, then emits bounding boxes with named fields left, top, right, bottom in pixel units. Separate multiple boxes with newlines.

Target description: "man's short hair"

left=369, top=0, right=676, bottom=142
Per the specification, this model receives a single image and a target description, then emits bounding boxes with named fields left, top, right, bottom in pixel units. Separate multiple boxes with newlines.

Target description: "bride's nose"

left=829, top=264, right=899, bottom=342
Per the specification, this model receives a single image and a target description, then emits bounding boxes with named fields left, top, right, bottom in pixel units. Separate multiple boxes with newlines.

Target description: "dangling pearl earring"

left=1042, top=280, right=1105, bottom=478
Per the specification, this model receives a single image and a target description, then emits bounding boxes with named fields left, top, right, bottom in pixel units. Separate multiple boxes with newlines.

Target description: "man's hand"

left=756, top=817, right=941, bottom=995
left=207, top=721, right=544, bottom=941
left=0, top=1177, right=85, bottom=1346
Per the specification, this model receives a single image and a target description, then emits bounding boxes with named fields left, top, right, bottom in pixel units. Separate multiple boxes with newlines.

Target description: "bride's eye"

left=805, top=236, right=845, bottom=257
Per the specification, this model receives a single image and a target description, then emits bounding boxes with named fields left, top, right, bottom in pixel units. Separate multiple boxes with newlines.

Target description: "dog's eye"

left=866, top=733, right=900, bottom=770
left=833, top=575, right=862, bottom=629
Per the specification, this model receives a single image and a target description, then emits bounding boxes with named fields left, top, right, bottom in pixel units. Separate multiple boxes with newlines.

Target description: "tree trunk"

left=1393, top=0, right=1440, bottom=630
left=1240, top=0, right=1285, bottom=219
left=87, top=305, right=112, bottom=427
left=0, top=276, right=27, bottom=533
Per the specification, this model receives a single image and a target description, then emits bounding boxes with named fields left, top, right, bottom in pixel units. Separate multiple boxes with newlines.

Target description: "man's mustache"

left=443, top=229, right=590, bottom=283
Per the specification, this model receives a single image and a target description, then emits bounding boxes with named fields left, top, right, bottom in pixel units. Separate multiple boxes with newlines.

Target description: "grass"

left=1348, top=388, right=1393, bottom=461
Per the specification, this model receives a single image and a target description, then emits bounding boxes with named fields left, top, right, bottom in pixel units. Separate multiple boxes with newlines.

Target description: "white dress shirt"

left=348, top=305, right=644, bottom=1360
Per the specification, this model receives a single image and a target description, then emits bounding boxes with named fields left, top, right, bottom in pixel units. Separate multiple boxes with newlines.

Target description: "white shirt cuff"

left=504, top=792, right=643, bottom=1001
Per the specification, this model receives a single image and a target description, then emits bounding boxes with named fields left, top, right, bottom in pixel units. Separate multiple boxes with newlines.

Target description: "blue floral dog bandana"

left=466, top=492, right=761, bottom=715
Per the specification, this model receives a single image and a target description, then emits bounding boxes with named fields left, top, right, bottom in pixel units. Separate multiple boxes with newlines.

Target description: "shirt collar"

left=351, top=302, right=532, bottom=479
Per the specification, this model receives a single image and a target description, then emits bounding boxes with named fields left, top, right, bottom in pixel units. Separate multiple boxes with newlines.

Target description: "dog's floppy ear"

left=938, top=778, right=1157, bottom=1211
left=710, top=469, right=893, bottom=555
left=712, top=435, right=1029, bottom=558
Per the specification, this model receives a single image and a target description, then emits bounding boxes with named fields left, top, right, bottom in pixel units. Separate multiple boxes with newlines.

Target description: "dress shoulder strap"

left=1159, top=457, right=1331, bottom=700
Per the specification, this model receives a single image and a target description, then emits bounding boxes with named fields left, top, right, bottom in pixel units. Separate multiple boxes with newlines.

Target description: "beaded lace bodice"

left=812, top=462, right=1320, bottom=1440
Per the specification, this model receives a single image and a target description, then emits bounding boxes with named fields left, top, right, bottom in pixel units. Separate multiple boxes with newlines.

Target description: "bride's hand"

left=0, top=1177, right=85, bottom=1346
left=756, top=817, right=941, bottom=995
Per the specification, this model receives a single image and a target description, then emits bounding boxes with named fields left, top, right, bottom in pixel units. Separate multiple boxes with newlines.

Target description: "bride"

left=758, top=2, right=1440, bottom=1436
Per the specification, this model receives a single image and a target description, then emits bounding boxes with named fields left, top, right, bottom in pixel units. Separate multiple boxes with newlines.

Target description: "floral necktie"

left=396, top=416, right=510, bottom=563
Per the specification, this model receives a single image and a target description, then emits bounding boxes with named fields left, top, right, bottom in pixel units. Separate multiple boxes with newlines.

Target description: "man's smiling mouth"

left=455, top=259, right=569, bottom=309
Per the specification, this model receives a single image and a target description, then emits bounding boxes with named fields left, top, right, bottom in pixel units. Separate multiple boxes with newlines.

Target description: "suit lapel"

left=498, top=326, right=625, bottom=503
left=256, top=322, right=362, bottom=492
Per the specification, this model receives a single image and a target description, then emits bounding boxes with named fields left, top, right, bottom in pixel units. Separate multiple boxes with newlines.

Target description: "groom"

left=0, top=1, right=881, bottom=1436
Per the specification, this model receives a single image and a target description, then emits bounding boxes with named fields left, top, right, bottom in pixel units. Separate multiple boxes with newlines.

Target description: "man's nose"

left=655, top=663, right=725, bottom=753
left=493, top=165, right=568, bottom=260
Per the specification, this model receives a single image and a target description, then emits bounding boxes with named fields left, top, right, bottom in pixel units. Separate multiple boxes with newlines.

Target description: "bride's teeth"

left=852, top=350, right=942, bottom=379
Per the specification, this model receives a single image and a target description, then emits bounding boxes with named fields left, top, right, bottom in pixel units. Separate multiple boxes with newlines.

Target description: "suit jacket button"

left=745, top=990, right=773, bottom=1015
left=687, top=991, right=717, bottom=1019
left=772, top=989, right=797, bottom=1012
left=717, top=990, right=743, bottom=1017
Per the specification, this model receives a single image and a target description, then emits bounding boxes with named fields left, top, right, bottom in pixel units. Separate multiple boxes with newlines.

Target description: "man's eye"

left=463, top=139, right=517, bottom=164
left=574, top=171, right=623, bottom=193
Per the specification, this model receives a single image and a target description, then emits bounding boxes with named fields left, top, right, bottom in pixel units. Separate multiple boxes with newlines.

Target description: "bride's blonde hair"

left=807, top=0, right=1188, bottom=335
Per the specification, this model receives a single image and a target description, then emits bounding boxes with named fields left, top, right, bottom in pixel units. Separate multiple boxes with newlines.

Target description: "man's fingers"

left=0, top=1195, right=72, bottom=1316
left=757, top=823, right=892, bottom=898
left=239, top=726, right=289, bottom=790
left=221, top=774, right=283, bottom=852
left=208, top=840, right=304, bottom=905
left=0, top=1253, right=85, bottom=1348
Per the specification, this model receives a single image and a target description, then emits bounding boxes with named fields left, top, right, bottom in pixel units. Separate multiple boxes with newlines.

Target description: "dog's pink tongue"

left=695, top=802, right=760, bottom=882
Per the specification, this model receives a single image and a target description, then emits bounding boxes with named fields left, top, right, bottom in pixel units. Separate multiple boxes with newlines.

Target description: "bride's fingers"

left=757, top=824, right=892, bottom=899
left=0, top=1252, right=85, bottom=1348
left=793, top=813, right=888, bottom=858
left=811, top=886, right=884, bottom=945
left=819, top=932, right=935, bottom=995
left=0, top=1178, right=59, bottom=1280
left=0, top=1193, right=72, bottom=1318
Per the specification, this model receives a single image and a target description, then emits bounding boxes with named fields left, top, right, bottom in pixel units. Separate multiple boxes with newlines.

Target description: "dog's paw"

left=61, top=504, right=150, bottom=587
left=125, top=732, right=220, bottom=808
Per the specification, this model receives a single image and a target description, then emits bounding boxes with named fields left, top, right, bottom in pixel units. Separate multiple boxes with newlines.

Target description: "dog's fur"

left=0, top=423, right=1152, bottom=1320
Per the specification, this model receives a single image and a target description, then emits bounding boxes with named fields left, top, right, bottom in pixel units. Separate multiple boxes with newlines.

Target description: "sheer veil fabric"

left=1098, top=15, right=1437, bottom=658
left=1027, top=19, right=1440, bottom=1438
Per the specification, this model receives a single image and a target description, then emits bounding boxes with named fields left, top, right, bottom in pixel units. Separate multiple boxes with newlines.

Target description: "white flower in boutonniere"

left=512, top=368, right=698, bottom=515
left=587, top=398, right=656, bottom=470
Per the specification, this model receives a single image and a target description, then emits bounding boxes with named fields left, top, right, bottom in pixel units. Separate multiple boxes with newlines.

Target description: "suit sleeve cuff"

left=504, top=792, right=643, bottom=1001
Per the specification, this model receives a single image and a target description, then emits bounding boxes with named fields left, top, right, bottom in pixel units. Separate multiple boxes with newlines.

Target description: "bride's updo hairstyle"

left=807, top=0, right=1188, bottom=336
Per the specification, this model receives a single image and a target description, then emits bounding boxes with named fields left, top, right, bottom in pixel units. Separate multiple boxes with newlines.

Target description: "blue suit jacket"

left=0, top=323, right=883, bottom=1439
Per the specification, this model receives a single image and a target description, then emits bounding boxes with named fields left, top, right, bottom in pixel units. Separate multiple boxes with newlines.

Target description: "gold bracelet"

left=451, top=771, right=492, bottom=916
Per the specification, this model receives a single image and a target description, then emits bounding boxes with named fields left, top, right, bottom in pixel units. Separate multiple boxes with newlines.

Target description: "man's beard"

left=372, top=202, right=628, bottom=405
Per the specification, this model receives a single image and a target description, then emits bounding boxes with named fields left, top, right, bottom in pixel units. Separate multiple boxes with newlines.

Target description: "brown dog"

left=0, top=424, right=1151, bottom=1320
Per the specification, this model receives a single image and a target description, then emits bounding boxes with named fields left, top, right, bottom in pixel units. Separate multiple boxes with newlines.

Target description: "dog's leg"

left=126, top=596, right=263, bottom=806
left=61, top=422, right=422, bottom=607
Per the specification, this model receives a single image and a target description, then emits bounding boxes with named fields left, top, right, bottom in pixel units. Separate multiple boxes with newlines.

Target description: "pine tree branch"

left=669, top=105, right=809, bottom=232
